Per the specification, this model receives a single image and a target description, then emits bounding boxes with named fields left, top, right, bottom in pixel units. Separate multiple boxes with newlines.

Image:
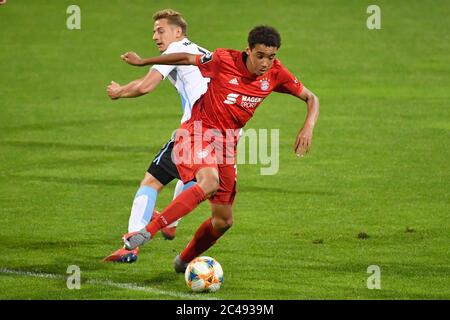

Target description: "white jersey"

left=151, top=38, right=210, bottom=123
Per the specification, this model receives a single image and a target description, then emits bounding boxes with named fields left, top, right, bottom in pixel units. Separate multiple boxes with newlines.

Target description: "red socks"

left=146, top=184, right=206, bottom=237
left=143, top=184, right=225, bottom=262
left=179, top=217, right=224, bottom=262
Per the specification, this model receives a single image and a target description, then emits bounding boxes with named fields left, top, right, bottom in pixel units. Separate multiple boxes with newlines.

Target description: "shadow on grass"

left=1, top=240, right=116, bottom=275
left=0, top=140, right=153, bottom=154
left=244, top=185, right=338, bottom=196
left=5, top=238, right=102, bottom=251
left=139, top=271, right=180, bottom=286
left=8, top=174, right=139, bottom=187
left=0, top=113, right=177, bottom=133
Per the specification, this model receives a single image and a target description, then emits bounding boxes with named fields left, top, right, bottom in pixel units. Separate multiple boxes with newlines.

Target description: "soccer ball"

left=184, top=256, right=224, bottom=293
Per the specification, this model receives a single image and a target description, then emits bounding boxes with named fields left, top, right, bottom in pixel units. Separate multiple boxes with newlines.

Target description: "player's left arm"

left=294, top=86, right=320, bottom=157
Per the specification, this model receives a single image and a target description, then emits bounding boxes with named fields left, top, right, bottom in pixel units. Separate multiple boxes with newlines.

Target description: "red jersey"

left=172, top=48, right=304, bottom=181
left=190, top=48, right=304, bottom=132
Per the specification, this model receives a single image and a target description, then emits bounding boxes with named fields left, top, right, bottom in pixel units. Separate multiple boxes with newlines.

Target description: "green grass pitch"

left=0, top=0, right=449, bottom=299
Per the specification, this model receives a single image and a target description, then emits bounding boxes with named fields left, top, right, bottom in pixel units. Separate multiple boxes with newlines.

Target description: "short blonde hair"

left=153, top=9, right=187, bottom=35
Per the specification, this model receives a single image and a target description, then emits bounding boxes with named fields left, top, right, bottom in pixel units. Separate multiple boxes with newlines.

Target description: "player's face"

left=245, top=44, right=278, bottom=76
left=152, top=19, right=182, bottom=53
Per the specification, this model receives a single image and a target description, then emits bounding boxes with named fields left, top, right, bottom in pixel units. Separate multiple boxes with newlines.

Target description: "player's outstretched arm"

left=107, top=69, right=163, bottom=100
left=121, top=52, right=198, bottom=67
left=121, top=52, right=143, bottom=66
left=294, top=86, right=320, bottom=157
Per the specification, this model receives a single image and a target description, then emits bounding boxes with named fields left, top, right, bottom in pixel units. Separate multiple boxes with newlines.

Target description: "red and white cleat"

left=161, top=226, right=177, bottom=240
left=103, top=247, right=139, bottom=263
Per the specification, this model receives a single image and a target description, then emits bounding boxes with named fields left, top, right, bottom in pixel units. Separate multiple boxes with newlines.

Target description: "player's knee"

left=214, top=216, right=233, bottom=233
left=198, top=177, right=219, bottom=198
left=140, top=174, right=164, bottom=192
left=223, top=217, right=233, bottom=230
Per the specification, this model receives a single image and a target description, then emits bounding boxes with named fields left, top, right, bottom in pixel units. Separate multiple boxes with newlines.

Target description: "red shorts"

left=173, top=121, right=238, bottom=205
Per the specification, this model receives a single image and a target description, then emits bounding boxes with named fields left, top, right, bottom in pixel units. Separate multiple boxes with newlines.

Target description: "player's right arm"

left=107, top=69, right=163, bottom=100
left=122, top=51, right=198, bottom=67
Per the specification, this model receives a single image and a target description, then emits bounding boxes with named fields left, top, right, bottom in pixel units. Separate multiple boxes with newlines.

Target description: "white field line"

left=0, top=268, right=218, bottom=300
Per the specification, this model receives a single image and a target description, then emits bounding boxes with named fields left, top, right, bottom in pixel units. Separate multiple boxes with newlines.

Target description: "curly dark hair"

left=248, top=25, right=281, bottom=49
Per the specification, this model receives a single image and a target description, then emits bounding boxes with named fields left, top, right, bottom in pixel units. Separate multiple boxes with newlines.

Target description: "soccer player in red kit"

left=121, top=26, right=320, bottom=272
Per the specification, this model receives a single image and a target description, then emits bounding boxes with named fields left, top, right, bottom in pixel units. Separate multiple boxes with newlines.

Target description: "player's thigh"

left=208, top=164, right=237, bottom=206
left=195, top=166, right=220, bottom=196
left=210, top=203, right=233, bottom=232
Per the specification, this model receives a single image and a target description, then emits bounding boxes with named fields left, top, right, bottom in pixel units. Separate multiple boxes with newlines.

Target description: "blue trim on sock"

left=135, top=186, right=158, bottom=225
left=182, top=181, right=196, bottom=191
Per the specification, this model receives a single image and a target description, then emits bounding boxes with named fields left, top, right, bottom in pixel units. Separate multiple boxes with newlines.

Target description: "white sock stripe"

left=128, top=194, right=149, bottom=233
left=173, top=180, right=185, bottom=200
left=167, top=218, right=181, bottom=228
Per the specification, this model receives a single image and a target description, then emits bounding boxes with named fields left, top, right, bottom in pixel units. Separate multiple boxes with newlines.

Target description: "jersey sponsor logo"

left=241, top=95, right=263, bottom=108
left=224, top=93, right=263, bottom=108
left=200, top=52, right=213, bottom=64
left=224, top=93, right=239, bottom=105
left=229, top=78, right=239, bottom=85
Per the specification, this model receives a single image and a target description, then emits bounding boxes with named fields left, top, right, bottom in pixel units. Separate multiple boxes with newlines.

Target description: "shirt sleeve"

left=195, top=49, right=222, bottom=79
left=273, top=64, right=304, bottom=97
left=150, top=44, right=180, bottom=79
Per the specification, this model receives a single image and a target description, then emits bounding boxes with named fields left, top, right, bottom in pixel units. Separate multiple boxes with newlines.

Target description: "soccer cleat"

left=103, top=247, right=139, bottom=263
left=152, top=210, right=177, bottom=240
left=174, top=254, right=189, bottom=273
left=123, top=229, right=151, bottom=250
left=161, top=226, right=177, bottom=240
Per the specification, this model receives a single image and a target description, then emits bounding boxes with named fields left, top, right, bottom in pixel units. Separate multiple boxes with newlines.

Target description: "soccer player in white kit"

left=105, top=9, right=209, bottom=263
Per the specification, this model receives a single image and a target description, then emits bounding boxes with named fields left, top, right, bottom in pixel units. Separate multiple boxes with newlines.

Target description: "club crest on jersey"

left=260, top=79, right=270, bottom=91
